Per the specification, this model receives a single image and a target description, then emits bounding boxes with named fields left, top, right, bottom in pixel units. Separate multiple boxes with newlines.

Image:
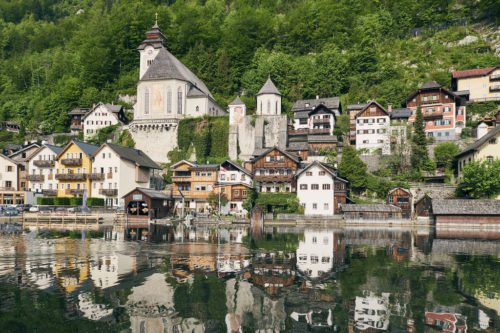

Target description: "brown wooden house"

left=249, top=147, right=301, bottom=193
left=123, top=187, right=173, bottom=220
left=432, top=199, right=500, bottom=224
left=414, top=194, right=432, bottom=217
left=387, top=187, right=412, bottom=219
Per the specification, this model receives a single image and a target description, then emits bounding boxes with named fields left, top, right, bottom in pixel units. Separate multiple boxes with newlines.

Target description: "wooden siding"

left=123, top=189, right=171, bottom=219
left=357, top=102, right=388, bottom=118
left=414, top=196, right=432, bottom=217
left=387, top=188, right=412, bottom=219
left=406, top=90, right=457, bottom=108
left=436, top=215, right=500, bottom=224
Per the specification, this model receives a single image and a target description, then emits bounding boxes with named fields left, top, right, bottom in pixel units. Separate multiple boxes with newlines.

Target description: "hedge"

left=87, top=197, right=105, bottom=206
left=35, top=196, right=104, bottom=206
left=255, top=192, right=303, bottom=214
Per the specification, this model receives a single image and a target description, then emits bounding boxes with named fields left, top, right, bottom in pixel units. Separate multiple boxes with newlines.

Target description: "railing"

left=43, top=190, right=57, bottom=196
left=313, top=118, right=331, bottom=124
left=309, top=128, right=331, bottom=134
left=87, top=173, right=105, bottom=180
left=423, top=112, right=444, bottom=120
left=107, top=172, right=113, bottom=179
left=489, top=85, right=500, bottom=92
left=60, top=158, right=82, bottom=166
left=420, top=99, right=440, bottom=105
left=254, top=175, right=293, bottom=182
left=468, top=96, right=500, bottom=103
left=0, top=187, right=16, bottom=191
left=26, top=174, right=44, bottom=181
left=33, top=160, right=55, bottom=168
left=288, top=129, right=308, bottom=135
left=65, top=188, right=86, bottom=195
left=70, top=124, right=83, bottom=130
left=99, top=189, right=118, bottom=196
left=55, top=173, right=87, bottom=180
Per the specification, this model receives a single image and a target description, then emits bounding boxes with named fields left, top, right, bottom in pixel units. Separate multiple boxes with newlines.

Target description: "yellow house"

left=55, top=140, right=99, bottom=197
left=452, top=66, right=500, bottom=102
left=456, top=126, right=500, bottom=177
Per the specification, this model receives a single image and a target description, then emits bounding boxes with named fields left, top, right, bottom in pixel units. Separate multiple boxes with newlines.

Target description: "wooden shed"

left=432, top=199, right=500, bottom=225
left=414, top=194, right=432, bottom=217
left=387, top=188, right=412, bottom=219
left=123, top=187, right=173, bottom=220
left=342, top=204, right=402, bottom=222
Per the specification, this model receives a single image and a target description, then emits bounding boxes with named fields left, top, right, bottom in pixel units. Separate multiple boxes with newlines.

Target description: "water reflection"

left=0, top=226, right=499, bottom=331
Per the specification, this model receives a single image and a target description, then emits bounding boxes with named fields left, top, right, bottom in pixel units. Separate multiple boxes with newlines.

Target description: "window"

left=195, top=171, right=200, bottom=176
left=207, top=172, right=212, bottom=177
left=322, top=184, right=330, bottom=190
left=306, top=171, right=312, bottom=176
left=196, top=106, right=199, bottom=112
left=207, top=185, right=212, bottom=191
left=195, top=185, right=200, bottom=191
left=324, top=203, right=329, bottom=210
left=311, top=256, right=319, bottom=264
left=61, top=184, right=64, bottom=190
left=312, top=237, right=317, bottom=243
left=231, top=174, right=236, bottom=180
left=267, top=100, right=270, bottom=114
left=300, top=184, right=308, bottom=190
left=6, top=166, right=12, bottom=172
left=241, top=174, right=246, bottom=181
left=319, top=171, right=325, bottom=176
left=201, top=185, right=206, bottom=191
left=220, top=174, right=225, bottom=180
left=177, top=87, right=182, bottom=114
left=201, top=171, right=206, bottom=176
left=397, top=197, right=409, bottom=203
left=234, top=190, right=239, bottom=196
left=311, top=184, right=319, bottom=190
left=299, top=118, right=307, bottom=125
left=489, top=138, right=497, bottom=144
left=322, top=256, right=330, bottom=263
left=167, top=88, right=172, bottom=113
left=487, top=156, right=494, bottom=163
left=144, top=89, right=150, bottom=115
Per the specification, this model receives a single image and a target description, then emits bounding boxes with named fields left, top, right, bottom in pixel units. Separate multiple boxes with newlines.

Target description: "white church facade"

left=129, top=22, right=226, bottom=163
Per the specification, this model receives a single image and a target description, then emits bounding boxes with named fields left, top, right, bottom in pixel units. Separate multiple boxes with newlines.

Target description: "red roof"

left=452, top=67, right=497, bottom=79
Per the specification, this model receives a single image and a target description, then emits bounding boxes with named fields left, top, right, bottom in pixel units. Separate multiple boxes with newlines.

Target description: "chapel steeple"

left=137, top=15, right=167, bottom=79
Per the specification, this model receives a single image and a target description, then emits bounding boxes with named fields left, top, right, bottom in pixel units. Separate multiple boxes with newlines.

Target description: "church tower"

left=137, top=20, right=167, bottom=79
left=228, top=96, right=246, bottom=125
left=256, top=76, right=282, bottom=116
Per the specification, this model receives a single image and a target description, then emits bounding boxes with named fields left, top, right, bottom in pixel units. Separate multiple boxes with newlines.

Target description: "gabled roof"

left=355, top=100, right=389, bottom=118
left=455, top=125, right=500, bottom=158
left=347, top=103, right=368, bottom=111
left=257, top=77, right=281, bottom=96
left=287, top=141, right=309, bottom=151
left=420, top=80, right=442, bottom=89
left=186, top=85, right=207, bottom=98
left=251, top=146, right=300, bottom=164
left=122, top=187, right=172, bottom=200
left=296, top=160, right=336, bottom=178
left=308, top=104, right=337, bottom=117
left=228, top=96, right=245, bottom=106
left=95, top=143, right=160, bottom=169
left=432, top=199, right=500, bottom=215
left=141, top=48, right=214, bottom=99
left=68, top=107, right=89, bottom=115
left=387, top=187, right=412, bottom=197
left=189, top=164, right=219, bottom=170
left=403, top=81, right=462, bottom=106
left=27, top=144, right=63, bottom=162
left=8, top=143, right=40, bottom=159
left=220, top=160, right=252, bottom=176
left=0, top=153, right=18, bottom=165
left=170, top=160, right=196, bottom=169
left=292, top=97, right=340, bottom=112
left=452, top=66, right=498, bottom=79
left=390, top=108, right=412, bottom=119
left=57, top=140, right=99, bottom=159
left=81, top=102, right=124, bottom=122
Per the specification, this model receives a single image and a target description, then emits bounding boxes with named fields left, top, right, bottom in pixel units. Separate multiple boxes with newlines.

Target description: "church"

left=129, top=22, right=227, bottom=163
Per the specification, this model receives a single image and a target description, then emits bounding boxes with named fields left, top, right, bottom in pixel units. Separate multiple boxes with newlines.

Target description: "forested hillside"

left=0, top=0, right=499, bottom=134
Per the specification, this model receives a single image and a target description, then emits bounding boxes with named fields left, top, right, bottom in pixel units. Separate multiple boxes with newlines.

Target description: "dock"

left=22, top=212, right=103, bottom=230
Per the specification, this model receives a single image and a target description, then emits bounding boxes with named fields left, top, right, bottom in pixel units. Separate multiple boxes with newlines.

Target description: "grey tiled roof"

left=106, top=143, right=161, bottom=169
left=228, top=96, right=245, bottom=106
left=432, top=199, right=500, bottom=215
left=287, top=141, right=309, bottom=150
left=141, top=48, right=213, bottom=98
left=307, top=135, right=337, bottom=143
left=104, top=103, right=123, bottom=113
left=190, top=164, right=220, bottom=169
left=44, top=144, right=63, bottom=155
left=130, top=187, right=172, bottom=200
left=292, top=97, right=340, bottom=112
left=456, top=125, right=500, bottom=158
left=187, top=85, right=207, bottom=98
left=73, top=140, right=100, bottom=157
left=390, top=108, right=412, bottom=119
left=342, top=204, right=402, bottom=213
left=420, top=80, right=442, bottom=89
left=347, top=103, right=367, bottom=111
left=69, top=108, right=89, bottom=115
left=257, top=77, right=281, bottom=96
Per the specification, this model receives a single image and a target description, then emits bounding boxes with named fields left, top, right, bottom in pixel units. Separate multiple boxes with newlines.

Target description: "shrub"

left=70, top=197, right=83, bottom=206
left=87, top=197, right=105, bottom=206
left=255, top=192, right=302, bottom=214
left=37, top=196, right=55, bottom=205
left=54, top=197, right=71, bottom=206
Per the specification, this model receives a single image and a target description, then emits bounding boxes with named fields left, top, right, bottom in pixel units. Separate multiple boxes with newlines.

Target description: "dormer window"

left=305, top=103, right=310, bottom=107
left=147, top=59, right=153, bottom=66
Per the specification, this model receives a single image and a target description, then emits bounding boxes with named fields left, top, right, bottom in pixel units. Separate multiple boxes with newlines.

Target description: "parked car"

left=5, top=207, right=18, bottom=216
left=29, top=206, right=40, bottom=212
left=39, top=206, right=52, bottom=214
left=55, top=208, right=67, bottom=215
left=16, top=204, right=31, bottom=212
left=68, top=207, right=91, bottom=213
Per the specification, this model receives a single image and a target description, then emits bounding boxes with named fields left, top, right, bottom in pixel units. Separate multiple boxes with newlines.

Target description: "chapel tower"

left=256, top=76, right=282, bottom=115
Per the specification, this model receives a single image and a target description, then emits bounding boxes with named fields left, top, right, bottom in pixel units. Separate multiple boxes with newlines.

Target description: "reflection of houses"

left=89, top=242, right=136, bottom=289
left=354, top=292, right=390, bottom=331
left=296, top=229, right=334, bottom=279
left=250, top=251, right=296, bottom=296
left=169, top=243, right=217, bottom=280
left=78, top=292, right=113, bottom=321
left=53, top=241, right=90, bottom=294
left=290, top=309, right=333, bottom=329
left=24, top=240, right=55, bottom=290
left=425, top=311, right=467, bottom=333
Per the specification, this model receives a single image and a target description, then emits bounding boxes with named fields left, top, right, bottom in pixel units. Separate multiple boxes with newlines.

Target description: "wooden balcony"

left=0, top=187, right=16, bottom=191
left=66, top=188, right=86, bottom=195
left=490, top=85, right=500, bottom=92
left=172, top=175, right=192, bottom=182
left=420, top=99, right=440, bottom=105
left=26, top=174, right=45, bottom=181
left=254, top=175, right=293, bottom=182
left=107, top=172, right=113, bottom=179
left=313, top=118, right=331, bottom=125
left=99, top=189, right=118, bottom=196
left=309, top=128, right=330, bottom=134
left=87, top=173, right=105, bottom=180
left=423, top=112, right=444, bottom=120
left=33, top=160, right=55, bottom=168
left=43, top=189, right=57, bottom=196
left=70, top=124, right=83, bottom=131
left=55, top=173, right=87, bottom=181
left=490, top=74, right=500, bottom=81
left=60, top=158, right=82, bottom=166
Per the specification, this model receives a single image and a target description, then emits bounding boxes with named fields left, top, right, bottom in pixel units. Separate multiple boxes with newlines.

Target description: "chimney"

left=316, top=95, right=319, bottom=100
left=388, top=103, right=393, bottom=113
left=92, top=103, right=95, bottom=108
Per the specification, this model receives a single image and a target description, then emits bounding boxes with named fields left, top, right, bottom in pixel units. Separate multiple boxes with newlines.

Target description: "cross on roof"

left=155, top=12, right=158, bottom=25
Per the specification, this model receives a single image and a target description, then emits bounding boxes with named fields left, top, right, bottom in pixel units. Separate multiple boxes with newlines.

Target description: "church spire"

left=137, top=17, right=167, bottom=51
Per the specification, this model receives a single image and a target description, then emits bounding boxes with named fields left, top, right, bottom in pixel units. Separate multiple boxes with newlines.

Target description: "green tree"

left=411, top=106, right=429, bottom=170
left=434, top=142, right=460, bottom=170
left=459, top=159, right=500, bottom=198
left=338, top=145, right=367, bottom=193
left=207, top=191, right=228, bottom=213
left=242, top=188, right=258, bottom=212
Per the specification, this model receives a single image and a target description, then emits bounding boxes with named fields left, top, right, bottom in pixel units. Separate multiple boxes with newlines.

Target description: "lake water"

left=0, top=225, right=498, bottom=332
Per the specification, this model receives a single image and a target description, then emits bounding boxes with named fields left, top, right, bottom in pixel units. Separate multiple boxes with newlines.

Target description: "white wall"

left=477, top=122, right=489, bottom=139
left=217, top=170, right=252, bottom=186
left=296, top=229, right=334, bottom=278
left=139, top=45, right=161, bottom=79
left=28, top=146, right=58, bottom=193
left=0, top=155, right=18, bottom=190
left=356, top=115, right=390, bottom=154
left=354, top=292, right=390, bottom=330
left=297, top=164, right=334, bottom=216
left=257, top=93, right=281, bottom=115
left=84, top=104, right=121, bottom=139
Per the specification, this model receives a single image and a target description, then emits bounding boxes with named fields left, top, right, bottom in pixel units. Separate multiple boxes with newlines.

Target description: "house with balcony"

left=82, top=102, right=127, bottom=139
left=8, top=142, right=40, bottom=191
left=68, top=107, right=89, bottom=134
left=346, top=103, right=367, bottom=146
left=296, top=161, right=348, bottom=216
left=27, top=144, right=63, bottom=196
left=355, top=100, right=391, bottom=155
left=91, top=143, right=160, bottom=207
left=55, top=140, right=99, bottom=197
left=0, top=153, right=27, bottom=205
left=214, top=160, right=253, bottom=215
left=404, top=80, right=466, bottom=140
left=171, top=160, right=219, bottom=213
left=452, top=65, right=500, bottom=102
left=292, top=103, right=337, bottom=134
left=245, top=147, right=301, bottom=193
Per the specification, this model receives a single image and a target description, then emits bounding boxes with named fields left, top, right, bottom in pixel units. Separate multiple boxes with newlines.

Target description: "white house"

left=218, top=160, right=252, bottom=187
left=292, top=104, right=336, bottom=134
left=91, top=143, right=160, bottom=207
left=354, top=292, right=390, bottom=331
left=355, top=100, right=390, bottom=155
left=27, top=144, right=63, bottom=195
left=82, top=102, right=127, bottom=139
left=256, top=76, right=282, bottom=115
left=296, top=161, right=348, bottom=216
left=296, top=229, right=334, bottom=279
left=0, top=154, right=19, bottom=191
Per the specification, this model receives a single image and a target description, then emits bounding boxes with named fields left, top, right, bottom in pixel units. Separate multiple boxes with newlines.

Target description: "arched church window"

left=144, top=88, right=150, bottom=115
left=267, top=100, right=271, bottom=114
left=177, top=87, right=182, bottom=114
left=147, top=59, right=153, bottom=67
left=275, top=101, right=278, bottom=114
left=260, top=102, right=262, bottom=114
left=196, top=106, right=199, bottom=112
left=167, top=88, right=172, bottom=114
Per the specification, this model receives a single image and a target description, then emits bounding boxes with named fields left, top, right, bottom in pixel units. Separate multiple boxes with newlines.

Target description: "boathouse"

left=414, top=194, right=432, bottom=217
left=123, top=187, right=173, bottom=220
left=386, top=188, right=412, bottom=218
left=342, top=204, right=402, bottom=222
left=432, top=199, right=500, bottom=224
